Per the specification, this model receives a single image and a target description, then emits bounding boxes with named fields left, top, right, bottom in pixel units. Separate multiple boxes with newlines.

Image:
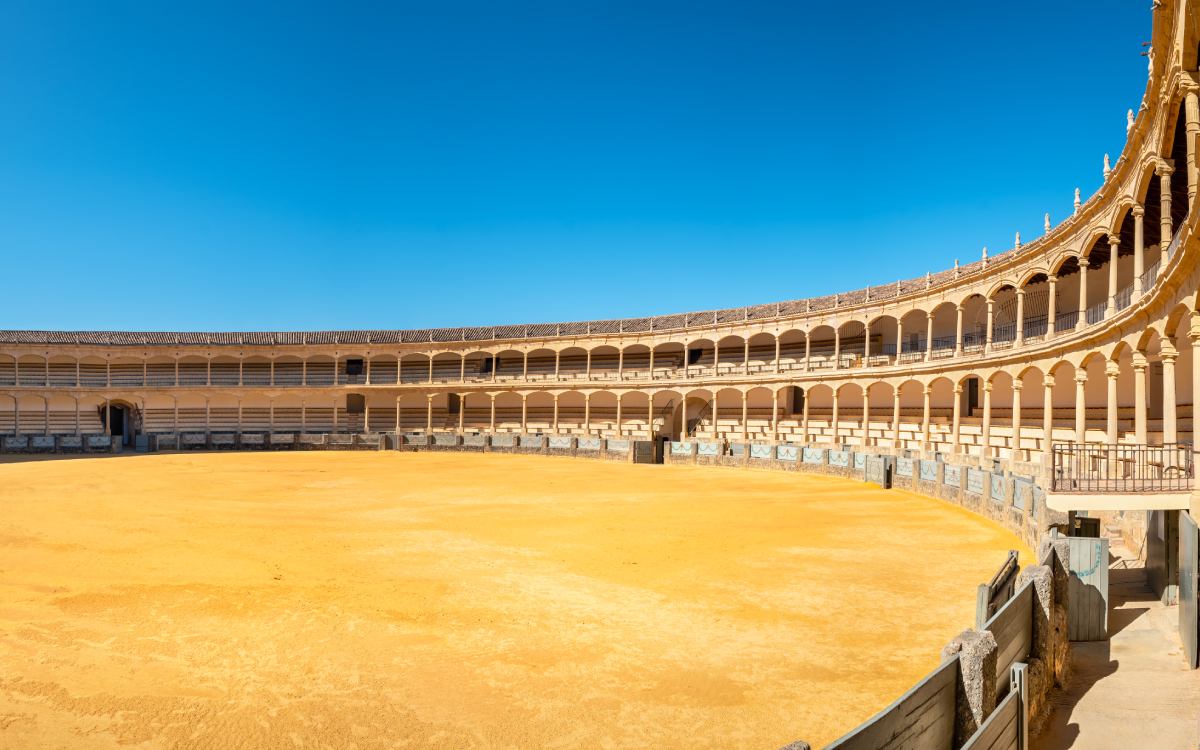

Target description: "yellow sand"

left=0, top=452, right=1030, bottom=749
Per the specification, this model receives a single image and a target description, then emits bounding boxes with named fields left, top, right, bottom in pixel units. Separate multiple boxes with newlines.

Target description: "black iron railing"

left=1051, top=442, right=1194, bottom=493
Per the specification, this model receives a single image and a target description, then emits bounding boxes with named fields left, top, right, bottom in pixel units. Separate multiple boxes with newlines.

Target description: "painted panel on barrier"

left=829, top=450, right=850, bottom=467
left=520, top=435, right=544, bottom=448
left=919, top=459, right=938, bottom=482
left=182, top=433, right=207, bottom=445
left=211, top=433, right=235, bottom=445
left=492, top=433, right=516, bottom=447
left=697, top=442, right=720, bottom=456
left=990, top=473, right=1006, bottom=502
left=241, top=433, right=264, bottom=444
left=943, top=464, right=962, bottom=487
left=300, top=434, right=325, bottom=444
left=777, top=445, right=798, bottom=461
left=729, top=443, right=746, bottom=457
left=670, top=441, right=692, bottom=454
left=896, top=457, right=914, bottom=477
left=87, top=435, right=110, bottom=448
left=605, top=439, right=630, bottom=452
left=549, top=436, right=573, bottom=449
left=31, top=436, right=55, bottom=449
left=434, top=433, right=458, bottom=446
left=270, top=433, right=294, bottom=444
left=853, top=452, right=866, bottom=470
left=329, top=434, right=354, bottom=445
left=59, top=436, right=82, bottom=449
left=577, top=437, right=601, bottom=451
left=750, top=444, right=773, bottom=459
left=463, top=434, right=486, bottom=446
left=802, top=447, right=825, bottom=464
left=966, top=468, right=985, bottom=495
left=1013, top=479, right=1032, bottom=510
left=4, top=436, right=28, bottom=450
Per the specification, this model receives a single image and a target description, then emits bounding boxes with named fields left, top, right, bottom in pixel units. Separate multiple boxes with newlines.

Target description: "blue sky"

left=0, top=1, right=1151, bottom=331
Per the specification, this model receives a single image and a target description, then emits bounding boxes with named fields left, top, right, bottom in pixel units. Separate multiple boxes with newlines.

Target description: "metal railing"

left=1051, top=442, right=1194, bottom=493
left=1114, top=285, right=1133, bottom=312
left=1086, top=301, right=1107, bottom=325
left=1140, top=259, right=1161, bottom=291
left=1054, top=310, right=1078, bottom=332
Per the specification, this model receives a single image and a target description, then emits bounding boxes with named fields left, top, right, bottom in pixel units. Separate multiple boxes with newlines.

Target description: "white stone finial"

left=1127, top=108, right=1135, bottom=133
left=982, top=246, right=988, bottom=267
left=925, top=271, right=931, bottom=288
left=1044, top=213, right=1051, bottom=233
left=1103, top=153, right=1112, bottom=179
left=1074, top=187, right=1081, bottom=213
left=1014, top=231, right=1021, bottom=249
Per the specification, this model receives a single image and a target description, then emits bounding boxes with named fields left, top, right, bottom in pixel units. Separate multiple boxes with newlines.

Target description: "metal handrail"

left=1051, top=442, right=1195, bottom=493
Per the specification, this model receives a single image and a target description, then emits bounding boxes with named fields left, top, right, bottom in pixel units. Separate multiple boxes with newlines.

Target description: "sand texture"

left=0, top=452, right=1029, bottom=749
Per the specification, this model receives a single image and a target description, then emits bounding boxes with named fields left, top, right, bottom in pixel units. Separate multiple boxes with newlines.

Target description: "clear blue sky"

left=0, top=1, right=1151, bottom=331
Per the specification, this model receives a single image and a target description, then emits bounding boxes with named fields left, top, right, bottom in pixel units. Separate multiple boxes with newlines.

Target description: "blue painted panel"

left=944, top=464, right=962, bottom=487
left=671, top=441, right=692, bottom=454
left=990, top=473, right=1006, bottom=503
left=549, top=436, right=573, bottom=449
left=697, top=442, right=720, bottom=456
left=853, top=452, right=867, bottom=469
left=777, top=445, right=798, bottom=461
left=829, top=450, right=850, bottom=467
left=577, top=437, right=601, bottom=451
left=802, top=447, right=825, bottom=464
left=966, top=468, right=985, bottom=494
left=896, top=457, right=915, bottom=477
left=605, top=439, right=630, bottom=452
left=919, top=460, right=938, bottom=482
left=750, top=444, right=773, bottom=459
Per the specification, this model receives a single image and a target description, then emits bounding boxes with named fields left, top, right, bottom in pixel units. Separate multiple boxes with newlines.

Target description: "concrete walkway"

left=1035, top=544, right=1200, bottom=749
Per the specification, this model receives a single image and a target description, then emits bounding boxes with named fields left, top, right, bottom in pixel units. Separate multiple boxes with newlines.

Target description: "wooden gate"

left=1066, top=536, right=1109, bottom=642
left=1180, top=511, right=1198, bottom=669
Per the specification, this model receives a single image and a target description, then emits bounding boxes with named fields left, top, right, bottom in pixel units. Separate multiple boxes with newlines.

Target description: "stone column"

left=395, top=397, right=401, bottom=433
left=615, top=395, right=622, bottom=436
left=1106, top=236, right=1120, bottom=314
left=892, top=388, right=901, bottom=447
left=740, top=391, right=748, bottom=440
left=773, top=337, right=781, bottom=373
left=1074, top=373, right=1087, bottom=444
left=332, top=402, right=339, bottom=434
left=864, top=326, right=872, bottom=367
left=428, top=355, right=435, bottom=384
left=270, top=401, right=276, bottom=433
left=521, top=394, right=528, bottom=432
left=425, top=395, right=433, bottom=433
left=1162, top=344, right=1178, bottom=443
left=1159, top=162, right=1174, bottom=251
left=457, top=395, right=465, bottom=432
left=982, top=381, right=993, bottom=458
left=648, top=348, right=655, bottom=381
left=1106, top=361, right=1120, bottom=443
left=772, top=390, right=779, bottom=442
left=804, top=335, right=811, bottom=372
left=921, top=385, right=931, bottom=448
left=1015, top=288, right=1026, bottom=345
left=1132, top=204, right=1145, bottom=298
left=743, top=340, right=750, bottom=375
left=1043, top=376, right=1055, bottom=462
left=522, top=352, right=529, bottom=379
left=1047, top=276, right=1057, bottom=338
left=985, top=299, right=995, bottom=352
left=489, top=395, right=496, bottom=432
left=1012, top=380, right=1023, bottom=461
left=647, top=398, right=654, bottom=437
left=618, top=349, right=624, bottom=380
left=1191, top=313, right=1200, bottom=499
left=952, top=385, right=962, bottom=453
left=459, top=356, right=466, bottom=383
left=586, top=350, right=592, bottom=379
left=584, top=393, right=591, bottom=433
left=802, top=395, right=810, bottom=443
left=895, top=318, right=903, bottom=362
left=955, top=305, right=964, bottom=354
left=555, top=350, right=561, bottom=380
left=925, top=312, right=934, bottom=361
left=1077, top=261, right=1088, bottom=329
left=832, top=388, right=840, bottom=443
left=713, top=341, right=720, bottom=376
left=833, top=329, right=841, bottom=370
left=1187, top=90, right=1199, bottom=204
left=862, top=387, right=871, bottom=446
left=553, top=394, right=560, bottom=433
left=1133, top=353, right=1148, bottom=443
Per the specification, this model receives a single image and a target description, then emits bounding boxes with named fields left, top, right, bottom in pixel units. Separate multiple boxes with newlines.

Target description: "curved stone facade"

left=3, top=3, right=1199, bottom=508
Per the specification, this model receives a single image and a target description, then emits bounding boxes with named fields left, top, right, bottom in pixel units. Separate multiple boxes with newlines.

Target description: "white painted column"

left=1133, top=353, right=1148, bottom=443
left=428, top=355, right=434, bottom=384
left=1011, top=381, right=1023, bottom=460
left=1076, top=262, right=1088, bottom=329
left=553, top=394, right=560, bottom=433
left=982, top=381, right=993, bottom=458
left=1106, top=236, right=1119, bottom=314
left=924, top=312, right=933, bottom=361
left=426, top=394, right=433, bottom=433
left=1132, top=204, right=1145, bottom=298
left=921, top=385, right=931, bottom=448
left=831, top=389, right=840, bottom=443
left=802, top=393, right=810, bottom=443
left=771, top=390, right=779, bottom=442
left=863, top=325, right=872, bottom=367
left=459, top=356, right=466, bottom=383
left=395, top=397, right=401, bottom=433
left=740, top=391, right=748, bottom=440
left=1074, top=373, right=1087, bottom=444
left=743, top=340, right=750, bottom=376
left=1159, top=163, right=1174, bottom=251
left=489, top=395, right=496, bottom=432
left=1106, top=362, right=1119, bottom=444
left=774, top=337, right=781, bottom=374
left=833, top=329, right=841, bottom=370
left=458, top=394, right=465, bottom=432
left=521, top=394, right=527, bottom=432
left=1042, top=377, right=1054, bottom=462
left=955, top=306, right=964, bottom=354
left=1047, top=276, right=1057, bottom=339
left=1187, top=91, right=1200, bottom=204
left=74, top=398, right=80, bottom=435
left=1162, top=345, right=1178, bottom=443
left=804, top=336, right=811, bottom=372
left=862, top=387, right=871, bottom=446
left=891, top=388, right=901, bottom=447
left=1015, top=289, right=1025, bottom=346
left=615, top=395, right=622, bottom=436
left=985, top=299, right=995, bottom=352
left=951, top=385, right=962, bottom=452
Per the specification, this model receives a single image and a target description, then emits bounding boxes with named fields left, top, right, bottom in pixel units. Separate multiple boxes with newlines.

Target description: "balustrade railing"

left=1051, top=442, right=1194, bottom=493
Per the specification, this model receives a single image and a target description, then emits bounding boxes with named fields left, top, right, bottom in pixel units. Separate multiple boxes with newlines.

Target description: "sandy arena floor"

left=0, top=451, right=1029, bottom=749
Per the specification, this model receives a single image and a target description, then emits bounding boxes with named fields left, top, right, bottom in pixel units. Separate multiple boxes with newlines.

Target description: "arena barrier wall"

left=783, top=536, right=1067, bottom=750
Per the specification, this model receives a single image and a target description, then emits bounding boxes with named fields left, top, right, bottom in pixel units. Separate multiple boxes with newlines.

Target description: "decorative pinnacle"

left=1014, top=231, right=1021, bottom=249
left=1103, top=153, right=1112, bottom=179
left=1074, top=187, right=1081, bottom=213
left=1127, top=108, right=1135, bottom=133
left=1044, top=213, right=1051, bottom=233
left=982, top=246, right=988, bottom=266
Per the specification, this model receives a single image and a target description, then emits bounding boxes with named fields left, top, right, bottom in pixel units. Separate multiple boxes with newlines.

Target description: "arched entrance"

left=100, top=400, right=139, bottom=447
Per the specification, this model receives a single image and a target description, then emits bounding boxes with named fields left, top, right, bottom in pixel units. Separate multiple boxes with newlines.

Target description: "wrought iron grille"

left=1051, top=442, right=1194, bottom=493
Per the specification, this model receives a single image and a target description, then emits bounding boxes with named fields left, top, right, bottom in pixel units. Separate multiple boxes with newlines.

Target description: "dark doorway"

left=101, top=404, right=132, bottom=446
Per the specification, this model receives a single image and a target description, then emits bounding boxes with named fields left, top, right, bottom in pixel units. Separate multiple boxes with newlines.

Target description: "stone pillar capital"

left=1156, top=160, right=1175, bottom=177
left=953, top=385, right=964, bottom=395
left=1043, top=377, right=1055, bottom=389
left=1074, top=372, right=1088, bottom=384
left=1161, top=343, right=1178, bottom=361
left=1108, top=235, right=1120, bottom=248
left=1132, top=203, right=1145, bottom=218
left=1106, top=361, right=1121, bottom=378
left=1012, top=380, right=1024, bottom=391
left=1132, top=352, right=1149, bottom=370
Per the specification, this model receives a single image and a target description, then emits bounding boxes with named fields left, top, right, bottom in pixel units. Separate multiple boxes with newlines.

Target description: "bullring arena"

left=5, top=1, right=1200, bottom=748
